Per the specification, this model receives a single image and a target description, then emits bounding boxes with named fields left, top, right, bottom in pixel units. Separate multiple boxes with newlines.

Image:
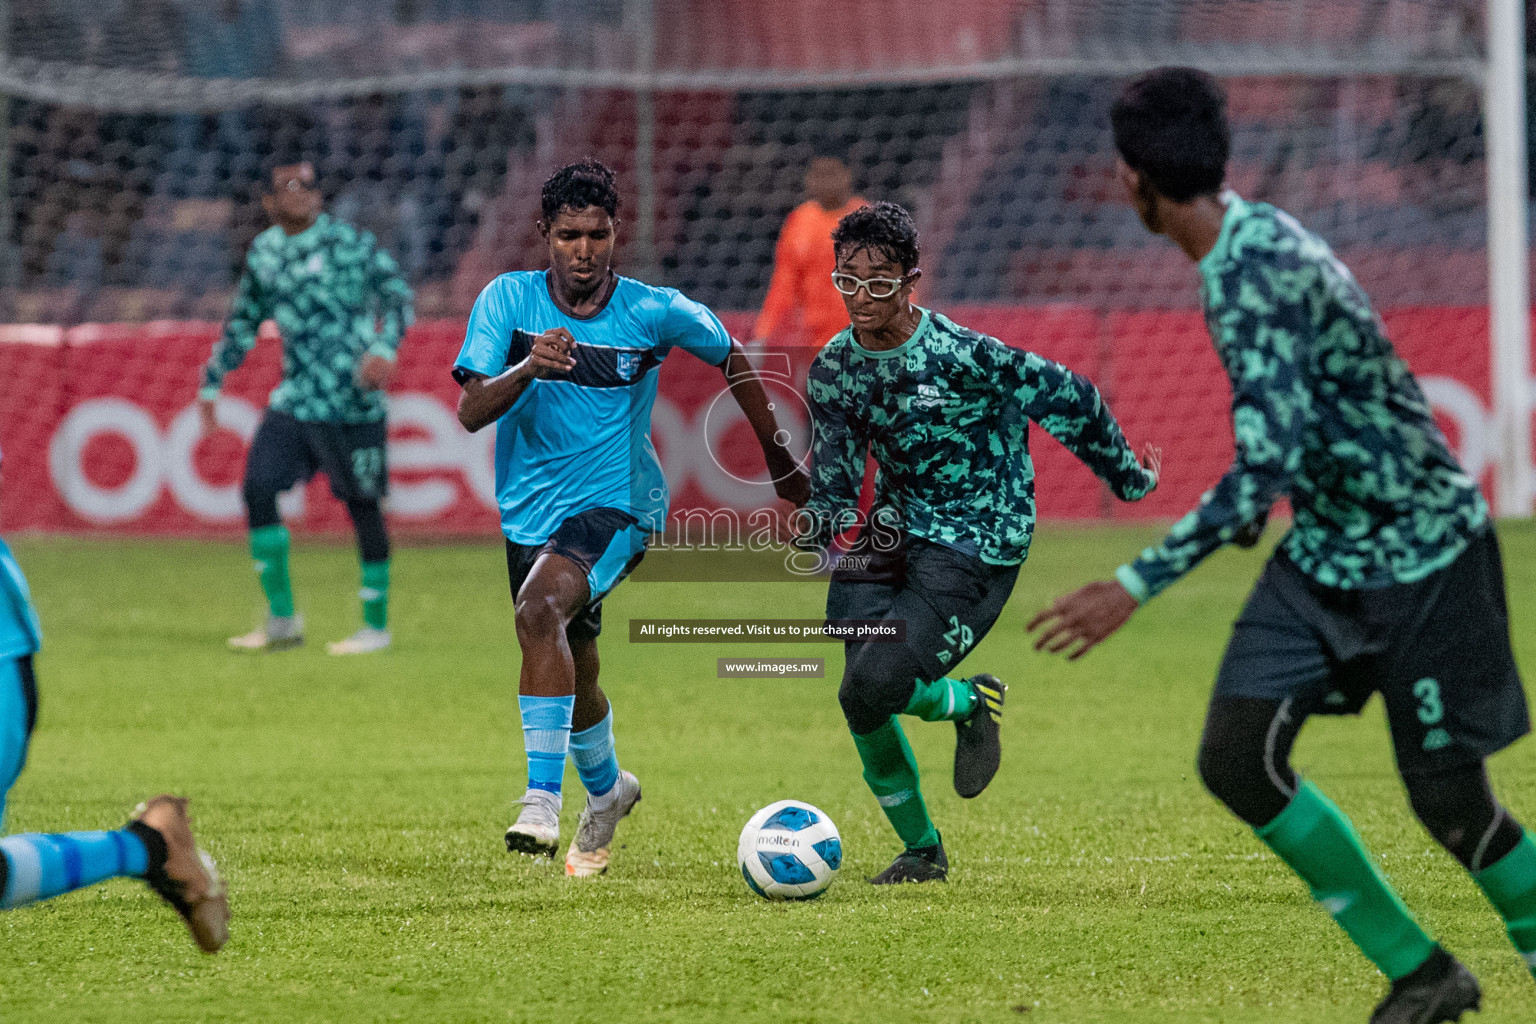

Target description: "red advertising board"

left=0, top=306, right=1507, bottom=537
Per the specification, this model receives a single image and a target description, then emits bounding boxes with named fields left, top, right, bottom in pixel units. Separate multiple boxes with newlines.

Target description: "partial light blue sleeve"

left=658, top=291, right=732, bottom=367
left=0, top=541, right=41, bottom=660
left=453, top=278, right=514, bottom=382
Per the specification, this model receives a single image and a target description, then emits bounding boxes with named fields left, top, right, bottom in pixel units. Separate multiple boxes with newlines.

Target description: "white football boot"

left=504, top=789, right=561, bottom=858
left=565, top=770, right=642, bottom=877
left=326, top=627, right=391, bottom=655
left=228, top=614, right=303, bottom=652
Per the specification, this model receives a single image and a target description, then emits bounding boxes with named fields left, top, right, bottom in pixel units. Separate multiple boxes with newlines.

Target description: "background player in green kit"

left=1031, top=68, right=1536, bottom=1024
left=799, top=202, right=1159, bottom=884
left=198, top=161, right=415, bottom=655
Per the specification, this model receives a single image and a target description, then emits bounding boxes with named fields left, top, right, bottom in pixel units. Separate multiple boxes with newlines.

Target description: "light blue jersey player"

left=0, top=446, right=229, bottom=950
left=453, top=160, right=808, bottom=877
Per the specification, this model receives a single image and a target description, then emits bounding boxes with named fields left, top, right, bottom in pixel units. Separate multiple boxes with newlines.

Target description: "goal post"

left=1486, top=0, right=1531, bottom=516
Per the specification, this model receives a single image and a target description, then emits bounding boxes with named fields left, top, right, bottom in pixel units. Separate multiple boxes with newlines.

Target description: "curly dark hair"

left=830, top=201, right=920, bottom=272
left=1111, top=66, right=1229, bottom=202
left=540, top=158, right=619, bottom=222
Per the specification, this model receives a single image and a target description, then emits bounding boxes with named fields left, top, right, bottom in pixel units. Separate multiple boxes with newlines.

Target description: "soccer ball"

left=737, top=799, right=842, bottom=901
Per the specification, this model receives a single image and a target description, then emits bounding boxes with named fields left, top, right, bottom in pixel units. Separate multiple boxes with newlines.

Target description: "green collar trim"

left=850, top=307, right=931, bottom=359
left=1198, top=195, right=1245, bottom=280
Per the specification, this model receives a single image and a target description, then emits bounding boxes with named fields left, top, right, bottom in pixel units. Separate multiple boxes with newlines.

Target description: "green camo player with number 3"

left=196, top=160, right=414, bottom=656
left=1030, top=67, right=1536, bottom=1024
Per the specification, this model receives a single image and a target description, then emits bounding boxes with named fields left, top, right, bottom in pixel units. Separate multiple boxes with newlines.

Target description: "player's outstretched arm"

left=1029, top=423, right=1261, bottom=660
left=1033, top=406, right=1291, bottom=660
left=1002, top=345, right=1156, bottom=500
left=198, top=264, right=269, bottom=436
left=720, top=339, right=810, bottom=506
left=657, top=290, right=809, bottom=505
left=1034, top=263, right=1312, bottom=658
left=456, top=328, right=576, bottom=433
left=1116, top=262, right=1311, bottom=604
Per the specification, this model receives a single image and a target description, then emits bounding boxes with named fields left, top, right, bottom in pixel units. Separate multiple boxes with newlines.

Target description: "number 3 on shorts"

left=1413, top=677, right=1444, bottom=725
left=351, top=446, right=384, bottom=496
left=1413, top=677, right=1454, bottom=752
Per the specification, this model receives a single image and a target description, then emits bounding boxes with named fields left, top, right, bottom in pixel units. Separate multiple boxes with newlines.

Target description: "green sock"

left=851, top=717, right=940, bottom=850
left=1474, top=829, right=1536, bottom=977
left=1255, top=780, right=1436, bottom=980
left=361, top=560, right=390, bottom=630
left=903, top=677, right=975, bottom=722
left=249, top=524, right=294, bottom=618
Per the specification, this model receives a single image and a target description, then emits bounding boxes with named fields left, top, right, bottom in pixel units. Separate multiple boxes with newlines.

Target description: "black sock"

left=125, top=819, right=169, bottom=875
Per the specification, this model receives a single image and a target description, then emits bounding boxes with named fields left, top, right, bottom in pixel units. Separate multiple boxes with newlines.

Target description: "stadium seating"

left=0, top=1, right=1502, bottom=324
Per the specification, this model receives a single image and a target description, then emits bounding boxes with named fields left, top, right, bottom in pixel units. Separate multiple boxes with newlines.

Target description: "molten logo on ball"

left=737, top=799, right=842, bottom=901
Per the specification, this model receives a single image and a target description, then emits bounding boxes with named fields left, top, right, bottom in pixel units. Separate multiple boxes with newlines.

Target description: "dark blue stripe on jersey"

left=450, top=329, right=661, bottom=388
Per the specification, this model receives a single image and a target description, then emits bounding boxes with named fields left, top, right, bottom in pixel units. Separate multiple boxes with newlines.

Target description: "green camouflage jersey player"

left=197, top=161, right=414, bottom=656
left=1032, top=68, right=1535, bottom=1024
left=800, top=201, right=1158, bottom=885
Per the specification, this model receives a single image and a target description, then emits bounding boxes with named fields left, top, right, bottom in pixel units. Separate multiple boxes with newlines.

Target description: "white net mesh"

left=0, top=0, right=1510, bottom=536
left=0, top=0, right=1491, bottom=321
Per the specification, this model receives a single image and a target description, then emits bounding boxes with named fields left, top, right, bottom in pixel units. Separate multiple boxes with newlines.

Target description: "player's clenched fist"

left=527, top=327, right=578, bottom=378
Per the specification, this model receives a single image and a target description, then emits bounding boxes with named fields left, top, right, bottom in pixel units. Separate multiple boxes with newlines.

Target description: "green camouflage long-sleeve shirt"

left=1116, top=196, right=1487, bottom=603
left=804, top=308, right=1156, bottom=565
left=200, top=213, right=414, bottom=424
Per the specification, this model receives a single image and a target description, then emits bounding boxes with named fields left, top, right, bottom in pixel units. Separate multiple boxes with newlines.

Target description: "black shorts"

left=15, top=654, right=36, bottom=738
left=506, top=508, right=649, bottom=645
left=826, top=533, right=1020, bottom=681
left=1214, top=527, right=1530, bottom=776
left=245, top=409, right=388, bottom=503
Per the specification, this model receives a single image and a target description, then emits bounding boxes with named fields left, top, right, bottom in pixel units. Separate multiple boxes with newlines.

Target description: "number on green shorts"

left=1413, top=678, right=1444, bottom=725
left=938, top=615, right=975, bottom=666
left=1414, top=678, right=1452, bottom=752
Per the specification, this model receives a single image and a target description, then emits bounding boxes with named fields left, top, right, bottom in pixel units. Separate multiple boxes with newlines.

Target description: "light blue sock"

left=570, top=709, right=620, bottom=797
left=519, top=694, right=574, bottom=796
left=0, top=829, right=149, bottom=909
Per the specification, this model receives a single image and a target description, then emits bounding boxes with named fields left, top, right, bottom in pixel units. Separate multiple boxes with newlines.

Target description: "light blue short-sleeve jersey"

left=453, top=271, right=733, bottom=544
left=0, top=538, right=41, bottom=661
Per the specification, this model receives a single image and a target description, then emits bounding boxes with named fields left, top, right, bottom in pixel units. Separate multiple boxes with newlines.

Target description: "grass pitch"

left=1, top=524, right=1534, bottom=1023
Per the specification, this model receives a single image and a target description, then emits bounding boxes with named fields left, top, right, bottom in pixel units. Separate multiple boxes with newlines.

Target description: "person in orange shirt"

left=752, top=157, right=866, bottom=348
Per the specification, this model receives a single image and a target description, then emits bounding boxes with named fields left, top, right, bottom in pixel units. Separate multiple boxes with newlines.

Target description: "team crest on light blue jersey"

left=452, top=271, right=734, bottom=545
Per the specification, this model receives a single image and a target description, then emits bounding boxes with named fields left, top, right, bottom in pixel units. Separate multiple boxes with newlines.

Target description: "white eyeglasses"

left=830, top=272, right=912, bottom=299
